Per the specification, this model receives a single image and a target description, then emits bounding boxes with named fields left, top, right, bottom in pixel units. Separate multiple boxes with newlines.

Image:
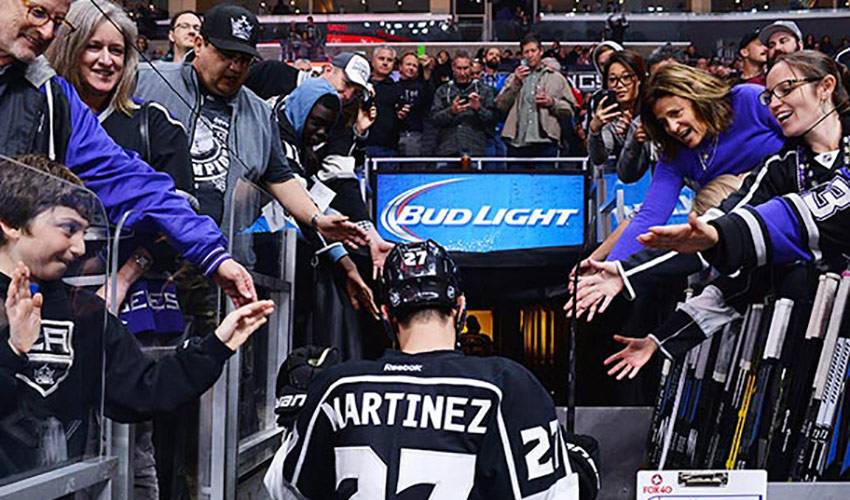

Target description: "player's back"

left=275, top=349, right=578, bottom=500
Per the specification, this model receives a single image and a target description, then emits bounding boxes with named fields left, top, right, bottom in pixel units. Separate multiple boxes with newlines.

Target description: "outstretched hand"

left=213, top=259, right=258, bottom=307
left=6, top=262, right=43, bottom=355
left=215, top=300, right=275, bottom=351
left=340, top=257, right=380, bottom=320
left=637, top=212, right=719, bottom=254
left=316, top=214, right=369, bottom=248
left=564, top=259, right=623, bottom=322
left=603, top=335, right=658, bottom=380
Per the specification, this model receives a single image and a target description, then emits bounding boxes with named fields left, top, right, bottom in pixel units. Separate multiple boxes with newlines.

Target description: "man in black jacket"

left=0, top=156, right=274, bottom=480
left=365, top=46, right=406, bottom=160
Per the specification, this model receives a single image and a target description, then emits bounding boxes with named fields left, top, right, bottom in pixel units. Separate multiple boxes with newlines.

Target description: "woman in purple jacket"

left=568, top=63, right=785, bottom=320
left=610, top=63, right=785, bottom=261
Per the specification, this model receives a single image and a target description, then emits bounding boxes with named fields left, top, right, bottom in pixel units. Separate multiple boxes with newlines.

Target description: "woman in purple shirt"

left=608, top=64, right=785, bottom=261
left=568, top=63, right=785, bottom=321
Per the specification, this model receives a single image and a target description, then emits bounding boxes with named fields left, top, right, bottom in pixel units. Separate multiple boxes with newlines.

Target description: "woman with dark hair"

left=602, top=50, right=850, bottom=379
left=588, top=50, right=652, bottom=182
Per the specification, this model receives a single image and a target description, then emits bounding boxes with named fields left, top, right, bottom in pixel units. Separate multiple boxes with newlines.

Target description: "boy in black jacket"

left=0, top=156, right=274, bottom=480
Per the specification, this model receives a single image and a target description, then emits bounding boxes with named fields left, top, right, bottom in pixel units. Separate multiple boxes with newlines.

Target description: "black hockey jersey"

left=265, top=349, right=579, bottom=499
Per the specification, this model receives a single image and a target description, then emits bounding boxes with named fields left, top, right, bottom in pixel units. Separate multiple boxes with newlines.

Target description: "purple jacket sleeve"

left=55, top=77, right=231, bottom=276
left=608, top=160, right=684, bottom=261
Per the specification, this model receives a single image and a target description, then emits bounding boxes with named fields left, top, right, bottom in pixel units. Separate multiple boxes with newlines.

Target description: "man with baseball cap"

left=136, top=3, right=368, bottom=289
left=737, top=29, right=767, bottom=85
left=759, top=20, right=803, bottom=65
left=245, top=51, right=370, bottom=105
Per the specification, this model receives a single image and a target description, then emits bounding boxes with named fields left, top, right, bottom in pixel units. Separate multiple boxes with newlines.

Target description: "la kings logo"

left=15, top=320, right=74, bottom=397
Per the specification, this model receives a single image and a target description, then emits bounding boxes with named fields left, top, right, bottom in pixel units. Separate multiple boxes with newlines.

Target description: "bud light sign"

left=376, top=173, right=585, bottom=252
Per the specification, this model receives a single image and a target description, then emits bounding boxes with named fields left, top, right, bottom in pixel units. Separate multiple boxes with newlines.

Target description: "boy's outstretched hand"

left=215, top=300, right=275, bottom=351
left=6, top=262, right=43, bottom=356
left=603, top=334, right=658, bottom=380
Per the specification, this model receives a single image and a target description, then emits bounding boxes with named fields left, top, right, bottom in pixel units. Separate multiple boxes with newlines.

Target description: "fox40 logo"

left=642, top=473, right=673, bottom=495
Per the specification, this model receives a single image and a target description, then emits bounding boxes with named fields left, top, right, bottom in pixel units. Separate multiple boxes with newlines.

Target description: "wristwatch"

left=310, top=213, right=321, bottom=229
left=133, top=251, right=152, bottom=271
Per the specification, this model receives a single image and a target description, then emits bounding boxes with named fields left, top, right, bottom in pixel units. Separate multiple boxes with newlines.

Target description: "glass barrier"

left=227, top=178, right=292, bottom=441
left=0, top=155, right=109, bottom=486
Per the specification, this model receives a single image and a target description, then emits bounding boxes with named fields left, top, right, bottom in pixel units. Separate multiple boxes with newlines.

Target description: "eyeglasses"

left=216, top=46, right=256, bottom=66
left=758, top=77, right=821, bottom=105
left=607, top=73, right=636, bottom=88
left=174, top=22, right=201, bottom=32
left=22, top=0, right=76, bottom=34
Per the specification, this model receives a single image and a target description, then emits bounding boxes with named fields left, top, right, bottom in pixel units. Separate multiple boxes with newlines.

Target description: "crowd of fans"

left=3, top=0, right=850, bottom=497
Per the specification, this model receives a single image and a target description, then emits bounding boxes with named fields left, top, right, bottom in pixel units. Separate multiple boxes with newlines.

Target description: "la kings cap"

left=201, top=4, right=261, bottom=58
left=332, top=52, right=371, bottom=89
left=759, top=20, right=802, bottom=46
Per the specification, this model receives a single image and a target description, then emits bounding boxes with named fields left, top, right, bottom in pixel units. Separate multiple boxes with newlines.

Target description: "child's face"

left=6, top=207, right=88, bottom=281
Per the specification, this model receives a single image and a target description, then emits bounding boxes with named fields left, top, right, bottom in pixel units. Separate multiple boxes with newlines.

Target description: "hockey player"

left=0, top=156, right=274, bottom=478
left=264, top=239, right=579, bottom=499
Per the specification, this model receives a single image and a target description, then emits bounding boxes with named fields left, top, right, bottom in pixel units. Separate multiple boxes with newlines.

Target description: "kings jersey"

left=266, top=349, right=579, bottom=499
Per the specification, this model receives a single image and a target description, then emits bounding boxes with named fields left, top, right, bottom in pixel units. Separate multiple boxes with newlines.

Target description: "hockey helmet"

left=381, top=240, right=461, bottom=316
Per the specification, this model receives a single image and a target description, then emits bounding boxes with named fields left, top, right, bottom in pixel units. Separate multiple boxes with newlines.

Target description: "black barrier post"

left=566, top=159, right=596, bottom=433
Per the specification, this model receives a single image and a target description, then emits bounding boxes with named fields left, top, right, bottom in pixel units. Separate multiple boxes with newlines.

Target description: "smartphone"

left=520, top=58, right=529, bottom=67
left=458, top=96, right=470, bottom=105
left=416, top=44, right=426, bottom=57
left=604, top=89, right=622, bottom=111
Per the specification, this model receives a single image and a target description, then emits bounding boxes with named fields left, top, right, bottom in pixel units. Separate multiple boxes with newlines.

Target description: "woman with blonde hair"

left=46, top=0, right=193, bottom=195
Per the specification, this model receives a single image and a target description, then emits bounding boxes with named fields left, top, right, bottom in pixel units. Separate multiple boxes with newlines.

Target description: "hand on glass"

left=6, top=262, right=43, bottom=356
left=315, top=214, right=369, bottom=248
left=213, top=258, right=258, bottom=307
left=563, top=259, right=623, bottom=322
left=603, top=335, right=658, bottom=380
left=637, top=212, right=719, bottom=254
left=214, top=300, right=275, bottom=351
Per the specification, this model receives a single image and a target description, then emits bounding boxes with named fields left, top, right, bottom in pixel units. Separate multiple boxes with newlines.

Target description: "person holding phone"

left=496, top=34, right=578, bottom=159
left=588, top=50, right=652, bottom=183
left=430, top=51, right=496, bottom=157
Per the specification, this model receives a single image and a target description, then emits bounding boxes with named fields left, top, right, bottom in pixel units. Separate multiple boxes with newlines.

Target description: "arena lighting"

left=421, top=27, right=429, bottom=34
left=394, top=23, right=403, bottom=28
left=429, top=20, right=436, bottom=26
left=364, top=21, right=370, bottom=27
left=379, top=20, right=385, bottom=26
left=412, top=28, right=419, bottom=34
left=648, top=6, right=655, bottom=11
left=417, top=21, right=426, bottom=27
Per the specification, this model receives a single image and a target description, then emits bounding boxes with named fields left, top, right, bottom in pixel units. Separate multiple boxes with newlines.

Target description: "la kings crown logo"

left=230, top=16, right=253, bottom=41
left=15, top=320, right=75, bottom=397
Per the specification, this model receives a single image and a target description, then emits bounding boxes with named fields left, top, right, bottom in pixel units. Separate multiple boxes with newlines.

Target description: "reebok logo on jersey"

left=383, top=363, right=423, bottom=372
